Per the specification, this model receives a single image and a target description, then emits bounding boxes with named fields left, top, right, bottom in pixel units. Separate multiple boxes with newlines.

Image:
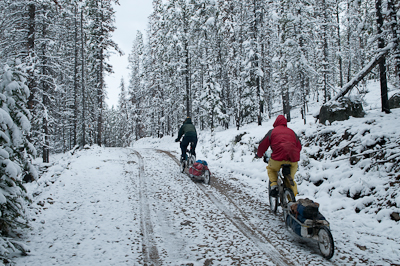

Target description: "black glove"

left=263, top=154, right=269, bottom=163
left=175, top=138, right=179, bottom=142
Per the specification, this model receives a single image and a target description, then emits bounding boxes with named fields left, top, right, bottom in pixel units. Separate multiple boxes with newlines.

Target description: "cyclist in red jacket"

left=256, top=115, right=302, bottom=197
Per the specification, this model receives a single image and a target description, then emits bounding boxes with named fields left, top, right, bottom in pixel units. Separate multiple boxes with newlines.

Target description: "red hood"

left=273, top=115, right=287, bottom=127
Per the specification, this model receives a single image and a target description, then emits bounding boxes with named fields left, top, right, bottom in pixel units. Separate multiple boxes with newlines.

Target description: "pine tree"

left=222, top=0, right=249, bottom=129
left=85, top=0, right=121, bottom=146
left=0, top=59, right=37, bottom=258
left=128, top=30, right=146, bottom=140
left=315, top=0, right=335, bottom=103
left=195, top=0, right=225, bottom=130
left=116, top=0, right=399, bottom=136
left=117, top=78, right=129, bottom=146
left=148, top=0, right=172, bottom=136
left=261, top=1, right=278, bottom=119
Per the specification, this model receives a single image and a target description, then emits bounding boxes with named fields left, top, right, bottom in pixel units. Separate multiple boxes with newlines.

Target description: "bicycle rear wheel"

left=203, top=170, right=211, bottom=185
left=318, top=226, right=334, bottom=259
left=268, top=182, right=278, bottom=213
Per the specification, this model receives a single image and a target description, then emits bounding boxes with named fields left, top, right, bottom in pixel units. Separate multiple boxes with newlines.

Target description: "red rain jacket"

left=257, top=115, right=302, bottom=162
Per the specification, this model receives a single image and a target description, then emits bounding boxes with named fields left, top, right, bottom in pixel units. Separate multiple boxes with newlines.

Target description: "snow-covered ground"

left=12, top=81, right=400, bottom=265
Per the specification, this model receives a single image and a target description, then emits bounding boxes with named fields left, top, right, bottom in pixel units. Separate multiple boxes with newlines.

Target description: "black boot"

left=270, top=186, right=278, bottom=197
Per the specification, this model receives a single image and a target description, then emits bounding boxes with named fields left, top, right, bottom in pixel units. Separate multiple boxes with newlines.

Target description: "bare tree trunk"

left=285, top=90, right=291, bottom=122
left=388, top=0, right=400, bottom=89
left=183, top=7, right=191, bottom=119
left=81, top=10, right=86, bottom=147
left=322, top=0, right=330, bottom=103
left=73, top=5, right=78, bottom=147
left=97, top=47, right=103, bottom=146
left=97, top=3, right=104, bottom=146
left=346, top=1, right=351, bottom=83
left=185, top=40, right=190, bottom=118
left=375, top=0, right=390, bottom=113
left=336, top=0, right=343, bottom=88
left=41, top=14, right=49, bottom=163
left=282, top=76, right=291, bottom=122
left=27, top=3, right=35, bottom=110
left=252, top=0, right=262, bottom=126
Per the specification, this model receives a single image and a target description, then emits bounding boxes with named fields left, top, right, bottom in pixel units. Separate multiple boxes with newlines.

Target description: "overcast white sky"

left=104, top=0, right=153, bottom=108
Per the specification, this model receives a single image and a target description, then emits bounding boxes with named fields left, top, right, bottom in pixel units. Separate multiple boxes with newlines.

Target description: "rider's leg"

left=180, top=137, right=189, bottom=160
left=267, top=159, right=281, bottom=187
left=268, top=159, right=298, bottom=196
left=282, top=162, right=298, bottom=196
left=267, top=159, right=281, bottom=197
left=191, top=136, right=198, bottom=157
left=289, top=162, right=298, bottom=196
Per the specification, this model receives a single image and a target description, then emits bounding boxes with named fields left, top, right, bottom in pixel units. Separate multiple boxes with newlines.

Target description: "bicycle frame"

left=187, top=142, right=195, bottom=157
left=180, top=141, right=196, bottom=173
left=268, top=163, right=296, bottom=215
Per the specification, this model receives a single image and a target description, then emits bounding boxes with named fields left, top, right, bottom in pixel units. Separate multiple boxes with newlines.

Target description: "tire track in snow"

left=198, top=186, right=292, bottom=266
left=159, top=149, right=337, bottom=266
left=131, top=150, right=161, bottom=266
left=157, top=149, right=291, bottom=266
left=211, top=175, right=338, bottom=266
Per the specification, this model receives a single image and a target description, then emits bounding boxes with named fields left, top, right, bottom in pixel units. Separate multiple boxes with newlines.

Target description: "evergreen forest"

left=0, top=0, right=398, bottom=260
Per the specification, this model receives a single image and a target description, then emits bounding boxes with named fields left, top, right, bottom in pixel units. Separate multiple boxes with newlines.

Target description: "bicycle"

left=264, top=154, right=296, bottom=216
left=180, top=142, right=196, bottom=173
left=263, top=155, right=334, bottom=259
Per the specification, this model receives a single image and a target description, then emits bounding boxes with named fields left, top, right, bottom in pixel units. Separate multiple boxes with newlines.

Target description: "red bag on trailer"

left=189, top=160, right=209, bottom=176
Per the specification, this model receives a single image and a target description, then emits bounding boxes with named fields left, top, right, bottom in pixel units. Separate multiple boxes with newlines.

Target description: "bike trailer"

left=286, top=199, right=330, bottom=238
left=189, top=160, right=209, bottom=176
left=285, top=199, right=335, bottom=259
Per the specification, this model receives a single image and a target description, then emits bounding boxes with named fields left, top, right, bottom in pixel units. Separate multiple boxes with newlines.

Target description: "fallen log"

left=332, top=44, right=393, bottom=101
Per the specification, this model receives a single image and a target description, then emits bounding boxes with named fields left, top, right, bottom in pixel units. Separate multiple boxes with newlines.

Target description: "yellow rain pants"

left=267, top=158, right=298, bottom=196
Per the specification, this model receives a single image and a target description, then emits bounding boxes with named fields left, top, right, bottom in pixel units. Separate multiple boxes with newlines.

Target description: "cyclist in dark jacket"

left=175, top=117, right=198, bottom=161
left=256, top=115, right=302, bottom=196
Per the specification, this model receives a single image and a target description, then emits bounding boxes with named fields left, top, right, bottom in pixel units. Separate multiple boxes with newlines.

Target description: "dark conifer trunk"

left=41, top=21, right=50, bottom=163
left=73, top=5, right=78, bottom=147
left=27, top=3, right=36, bottom=110
left=97, top=2, right=104, bottom=146
left=81, top=10, right=86, bottom=147
left=282, top=84, right=291, bottom=122
left=375, top=0, right=390, bottom=114
left=336, top=2, right=343, bottom=88
left=185, top=40, right=190, bottom=118
left=388, top=0, right=400, bottom=88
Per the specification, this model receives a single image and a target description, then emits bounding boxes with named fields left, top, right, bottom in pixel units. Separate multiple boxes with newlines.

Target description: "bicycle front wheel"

left=282, top=189, right=296, bottom=209
left=188, top=155, right=196, bottom=167
left=318, top=226, right=334, bottom=259
left=181, top=160, right=186, bottom=173
left=268, top=182, right=278, bottom=213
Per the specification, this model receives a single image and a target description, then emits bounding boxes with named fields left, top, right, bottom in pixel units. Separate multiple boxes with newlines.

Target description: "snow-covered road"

left=16, top=147, right=340, bottom=265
